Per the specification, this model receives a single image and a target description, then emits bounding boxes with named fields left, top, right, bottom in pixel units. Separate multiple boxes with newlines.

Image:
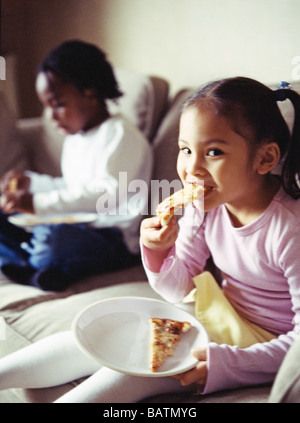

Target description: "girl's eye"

left=207, top=148, right=223, bottom=157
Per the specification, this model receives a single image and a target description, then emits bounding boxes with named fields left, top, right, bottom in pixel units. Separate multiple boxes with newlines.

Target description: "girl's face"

left=36, top=72, right=104, bottom=135
left=177, top=106, right=263, bottom=217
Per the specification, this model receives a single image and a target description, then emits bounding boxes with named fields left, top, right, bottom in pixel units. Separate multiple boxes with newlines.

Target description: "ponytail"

left=275, top=86, right=300, bottom=199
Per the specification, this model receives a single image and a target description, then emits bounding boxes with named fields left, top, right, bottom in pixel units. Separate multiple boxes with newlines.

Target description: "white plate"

left=72, top=296, right=209, bottom=377
left=8, top=212, right=97, bottom=230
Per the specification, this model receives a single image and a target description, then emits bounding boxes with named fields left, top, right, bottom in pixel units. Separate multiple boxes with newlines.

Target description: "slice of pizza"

left=156, top=184, right=206, bottom=226
left=149, top=317, right=192, bottom=372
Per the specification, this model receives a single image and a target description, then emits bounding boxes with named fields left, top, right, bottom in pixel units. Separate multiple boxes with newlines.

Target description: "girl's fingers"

left=191, top=347, right=207, bottom=361
left=141, top=216, right=162, bottom=229
left=180, top=361, right=208, bottom=386
left=172, top=347, right=208, bottom=386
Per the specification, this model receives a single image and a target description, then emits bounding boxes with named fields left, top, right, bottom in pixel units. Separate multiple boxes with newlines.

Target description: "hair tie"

left=275, top=81, right=292, bottom=102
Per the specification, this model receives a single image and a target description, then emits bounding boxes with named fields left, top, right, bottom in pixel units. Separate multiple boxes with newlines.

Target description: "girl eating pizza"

left=141, top=76, right=300, bottom=393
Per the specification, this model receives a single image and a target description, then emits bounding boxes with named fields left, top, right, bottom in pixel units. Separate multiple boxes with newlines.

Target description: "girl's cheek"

left=176, top=159, right=182, bottom=176
left=177, top=155, right=186, bottom=174
left=176, top=165, right=185, bottom=182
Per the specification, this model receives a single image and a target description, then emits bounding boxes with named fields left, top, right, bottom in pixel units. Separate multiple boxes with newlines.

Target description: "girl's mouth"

left=186, top=181, right=214, bottom=195
left=204, top=186, right=214, bottom=195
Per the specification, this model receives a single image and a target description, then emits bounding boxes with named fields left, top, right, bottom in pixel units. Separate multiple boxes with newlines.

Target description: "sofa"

left=0, top=69, right=299, bottom=403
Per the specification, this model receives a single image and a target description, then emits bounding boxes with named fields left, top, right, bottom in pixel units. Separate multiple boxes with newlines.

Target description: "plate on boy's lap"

left=72, top=296, right=209, bottom=377
left=8, top=212, right=97, bottom=229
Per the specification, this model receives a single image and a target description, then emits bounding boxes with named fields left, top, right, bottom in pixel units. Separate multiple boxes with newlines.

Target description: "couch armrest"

left=0, top=93, right=30, bottom=176
left=16, top=117, right=44, bottom=161
left=269, top=335, right=300, bottom=403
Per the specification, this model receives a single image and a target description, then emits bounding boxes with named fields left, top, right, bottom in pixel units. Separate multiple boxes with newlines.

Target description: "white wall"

left=2, top=0, right=300, bottom=117
left=99, top=0, right=300, bottom=93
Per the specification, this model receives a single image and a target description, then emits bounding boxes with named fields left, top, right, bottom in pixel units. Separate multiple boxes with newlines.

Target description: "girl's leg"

left=0, top=328, right=194, bottom=403
left=55, top=367, right=194, bottom=403
left=0, top=331, right=100, bottom=390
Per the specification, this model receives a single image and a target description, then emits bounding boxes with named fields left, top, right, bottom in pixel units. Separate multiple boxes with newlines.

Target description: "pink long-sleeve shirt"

left=142, top=187, right=300, bottom=394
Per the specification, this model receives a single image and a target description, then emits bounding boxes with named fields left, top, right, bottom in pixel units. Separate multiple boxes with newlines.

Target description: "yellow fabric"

left=185, top=272, right=276, bottom=347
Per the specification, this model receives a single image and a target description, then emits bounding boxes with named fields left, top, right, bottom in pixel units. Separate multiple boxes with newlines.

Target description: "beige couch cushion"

left=0, top=279, right=161, bottom=343
left=16, top=117, right=64, bottom=177
left=108, top=68, right=169, bottom=141
left=149, top=89, right=193, bottom=210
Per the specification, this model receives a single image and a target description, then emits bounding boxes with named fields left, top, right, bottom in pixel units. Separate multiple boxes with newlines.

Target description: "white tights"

left=0, top=331, right=193, bottom=403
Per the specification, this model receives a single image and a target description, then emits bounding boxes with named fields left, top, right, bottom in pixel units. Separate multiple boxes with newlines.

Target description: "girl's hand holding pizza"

left=141, top=215, right=178, bottom=251
left=140, top=216, right=178, bottom=272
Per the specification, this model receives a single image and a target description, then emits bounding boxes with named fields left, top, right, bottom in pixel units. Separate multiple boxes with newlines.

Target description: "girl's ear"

left=255, top=142, right=281, bottom=175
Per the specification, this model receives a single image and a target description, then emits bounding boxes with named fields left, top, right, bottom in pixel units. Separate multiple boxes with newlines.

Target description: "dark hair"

left=183, top=77, right=300, bottom=199
left=38, top=39, right=123, bottom=102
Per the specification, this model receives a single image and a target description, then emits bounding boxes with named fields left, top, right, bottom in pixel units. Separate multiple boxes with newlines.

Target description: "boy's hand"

left=0, top=191, right=34, bottom=214
left=0, top=170, right=30, bottom=195
left=173, top=347, right=208, bottom=387
left=0, top=170, right=34, bottom=214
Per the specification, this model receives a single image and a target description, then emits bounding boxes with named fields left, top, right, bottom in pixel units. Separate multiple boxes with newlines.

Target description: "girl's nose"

left=186, top=159, right=207, bottom=178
